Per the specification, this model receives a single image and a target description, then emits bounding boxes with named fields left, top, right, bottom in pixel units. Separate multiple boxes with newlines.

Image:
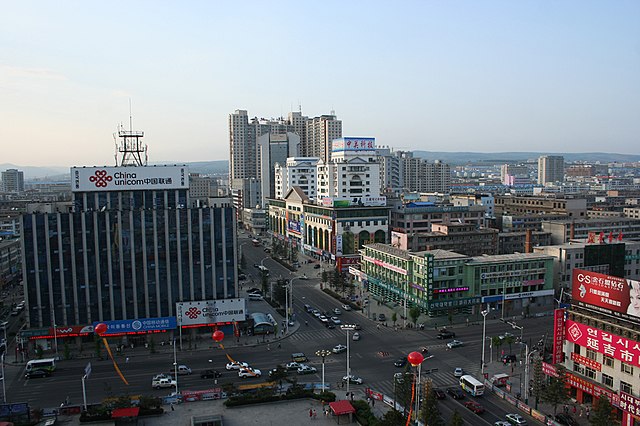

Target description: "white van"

left=248, top=293, right=263, bottom=301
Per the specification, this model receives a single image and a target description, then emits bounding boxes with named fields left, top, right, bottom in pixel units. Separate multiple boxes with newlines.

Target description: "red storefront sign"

left=566, top=372, right=619, bottom=407
left=541, top=362, right=559, bottom=378
left=571, top=352, right=602, bottom=371
left=566, top=319, right=640, bottom=369
left=620, top=392, right=640, bottom=417
left=552, top=308, right=566, bottom=364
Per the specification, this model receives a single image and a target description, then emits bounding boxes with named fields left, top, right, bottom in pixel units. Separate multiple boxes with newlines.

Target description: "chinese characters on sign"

left=552, top=308, right=566, bottom=364
left=566, top=372, right=619, bottom=407
left=566, top=319, right=640, bottom=369
left=572, top=269, right=640, bottom=323
left=620, top=392, right=640, bottom=417
left=570, top=352, right=602, bottom=371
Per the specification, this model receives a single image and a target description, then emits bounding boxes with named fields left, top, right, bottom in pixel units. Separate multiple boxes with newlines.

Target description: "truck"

left=489, top=373, right=509, bottom=387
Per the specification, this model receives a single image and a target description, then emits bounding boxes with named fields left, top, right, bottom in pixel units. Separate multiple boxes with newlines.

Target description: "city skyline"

left=1, top=1, right=639, bottom=167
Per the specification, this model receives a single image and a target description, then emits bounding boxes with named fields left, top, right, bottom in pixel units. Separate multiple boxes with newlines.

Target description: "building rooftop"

left=467, top=252, right=554, bottom=264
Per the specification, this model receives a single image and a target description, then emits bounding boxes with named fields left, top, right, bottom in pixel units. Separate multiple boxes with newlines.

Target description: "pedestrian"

left=267, top=344, right=270, bottom=351
left=564, top=404, right=569, bottom=414
left=171, top=403, right=175, bottom=412
left=573, top=405, right=577, bottom=414
left=586, top=407, right=590, bottom=419
left=125, top=357, right=129, bottom=363
left=309, top=408, right=313, bottom=419
left=579, top=408, right=583, bottom=417
left=371, top=397, right=375, bottom=407
left=313, top=409, right=317, bottom=419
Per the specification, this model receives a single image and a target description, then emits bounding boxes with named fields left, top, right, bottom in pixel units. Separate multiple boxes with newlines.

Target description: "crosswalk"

left=371, top=357, right=481, bottom=397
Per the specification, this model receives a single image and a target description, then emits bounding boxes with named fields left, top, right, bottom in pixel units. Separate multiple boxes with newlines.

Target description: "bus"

left=26, top=358, right=57, bottom=373
left=459, top=375, right=484, bottom=396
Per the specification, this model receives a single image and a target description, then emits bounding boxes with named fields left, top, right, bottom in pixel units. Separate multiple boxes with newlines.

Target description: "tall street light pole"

left=341, top=324, right=356, bottom=397
left=501, top=280, right=507, bottom=320
left=173, top=338, right=179, bottom=394
left=1, top=353, right=6, bottom=403
left=316, top=349, right=331, bottom=392
left=481, top=308, right=489, bottom=376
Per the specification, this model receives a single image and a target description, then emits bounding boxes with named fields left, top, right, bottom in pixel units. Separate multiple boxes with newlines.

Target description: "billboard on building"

left=322, top=197, right=351, bottom=207
left=572, top=269, right=640, bottom=323
left=72, top=166, right=188, bottom=192
left=176, top=299, right=246, bottom=326
left=331, top=137, right=376, bottom=152
left=92, top=317, right=177, bottom=335
left=566, top=319, right=640, bottom=370
left=362, top=196, right=387, bottom=207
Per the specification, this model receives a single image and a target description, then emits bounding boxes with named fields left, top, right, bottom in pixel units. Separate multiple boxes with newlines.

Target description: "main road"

left=5, top=234, right=552, bottom=424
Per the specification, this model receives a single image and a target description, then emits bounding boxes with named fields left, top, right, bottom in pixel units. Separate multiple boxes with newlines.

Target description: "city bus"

left=459, top=374, right=484, bottom=396
left=26, top=358, right=57, bottom=373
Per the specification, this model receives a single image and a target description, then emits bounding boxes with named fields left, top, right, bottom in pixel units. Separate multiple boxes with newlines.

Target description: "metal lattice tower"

left=114, top=124, right=147, bottom=167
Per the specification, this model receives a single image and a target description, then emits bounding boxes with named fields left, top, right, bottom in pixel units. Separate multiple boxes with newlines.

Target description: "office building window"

left=585, top=367, right=596, bottom=379
left=586, top=349, right=597, bottom=361
left=621, top=363, right=634, bottom=375
left=601, top=373, right=613, bottom=387
left=621, top=381, right=633, bottom=394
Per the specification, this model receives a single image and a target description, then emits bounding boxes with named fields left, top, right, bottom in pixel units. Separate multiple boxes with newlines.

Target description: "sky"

left=1, top=1, right=639, bottom=167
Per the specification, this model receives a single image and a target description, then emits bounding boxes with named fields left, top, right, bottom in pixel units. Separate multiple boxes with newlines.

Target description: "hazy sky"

left=1, top=1, right=639, bottom=167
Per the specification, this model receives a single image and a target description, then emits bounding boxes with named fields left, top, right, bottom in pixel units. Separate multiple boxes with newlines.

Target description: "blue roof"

left=407, top=202, right=435, bottom=207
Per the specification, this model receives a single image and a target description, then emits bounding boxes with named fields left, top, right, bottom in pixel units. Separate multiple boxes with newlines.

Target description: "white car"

left=297, top=365, right=317, bottom=375
left=447, top=340, right=463, bottom=349
left=285, top=362, right=301, bottom=371
left=151, top=378, right=177, bottom=389
left=331, top=317, right=342, bottom=325
left=152, top=373, right=173, bottom=381
left=238, top=367, right=262, bottom=378
left=342, top=374, right=363, bottom=384
left=226, top=361, right=249, bottom=371
left=505, top=413, right=527, bottom=425
left=332, top=344, right=347, bottom=354
left=341, top=304, right=352, bottom=311
left=352, top=332, right=361, bottom=341
left=494, top=422, right=512, bottom=426
left=333, top=308, right=342, bottom=315
left=454, top=367, right=464, bottom=377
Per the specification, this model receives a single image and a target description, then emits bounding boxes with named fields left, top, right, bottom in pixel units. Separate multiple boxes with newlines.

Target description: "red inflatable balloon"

left=212, top=330, right=224, bottom=342
left=407, top=351, right=424, bottom=367
left=94, top=323, right=107, bottom=335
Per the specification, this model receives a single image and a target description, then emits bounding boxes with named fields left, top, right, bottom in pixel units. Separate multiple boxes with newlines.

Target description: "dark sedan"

left=446, top=387, right=465, bottom=400
left=25, top=369, right=51, bottom=379
left=200, top=369, right=222, bottom=379
left=433, top=389, right=446, bottom=400
left=394, top=357, right=407, bottom=368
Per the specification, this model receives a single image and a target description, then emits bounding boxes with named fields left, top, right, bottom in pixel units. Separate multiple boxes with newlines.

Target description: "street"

left=4, top=234, right=554, bottom=424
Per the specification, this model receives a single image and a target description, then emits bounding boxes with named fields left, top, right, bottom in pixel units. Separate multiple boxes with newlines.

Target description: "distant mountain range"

left=3, top=153, right=638, bottom=180
left=412, top=151, right=640, bottom=165
left=0, top=161, right=229, bottom=180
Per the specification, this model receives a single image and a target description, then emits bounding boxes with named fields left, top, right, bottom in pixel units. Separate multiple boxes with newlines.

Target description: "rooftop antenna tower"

left=114, top=99, right=147, bottom=167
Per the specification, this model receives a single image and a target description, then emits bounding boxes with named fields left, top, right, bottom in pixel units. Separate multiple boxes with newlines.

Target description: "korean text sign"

left=566, top=319, right=640, bottom=369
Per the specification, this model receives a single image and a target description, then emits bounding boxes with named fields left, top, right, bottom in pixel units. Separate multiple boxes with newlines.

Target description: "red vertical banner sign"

left=552, top=308, right=566, bottom=364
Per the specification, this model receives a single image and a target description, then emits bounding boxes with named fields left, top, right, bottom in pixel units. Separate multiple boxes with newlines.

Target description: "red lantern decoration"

left=212, top=330, right=224, bottom=342
left=407, top=351, right=424, bottom=367
left=94, top=323, right=107, bottom=335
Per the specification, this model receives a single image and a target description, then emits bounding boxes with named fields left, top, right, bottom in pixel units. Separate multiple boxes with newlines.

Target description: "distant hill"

left=412, top=151, right=640, bottom=165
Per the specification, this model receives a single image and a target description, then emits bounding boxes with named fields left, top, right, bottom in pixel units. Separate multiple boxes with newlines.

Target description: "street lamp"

left=341, top=324, right=356, bottom=396
left=501, top=280, right=507, bottom=320
left=524, top=346, right=538, bottom=403
left=481, top=307, right=490, bottom=376
left=173, top=338, right=179, bottom=394
left=1, top=353, right=6, bottom=403
left=316, top=349, right=331, bottom=392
